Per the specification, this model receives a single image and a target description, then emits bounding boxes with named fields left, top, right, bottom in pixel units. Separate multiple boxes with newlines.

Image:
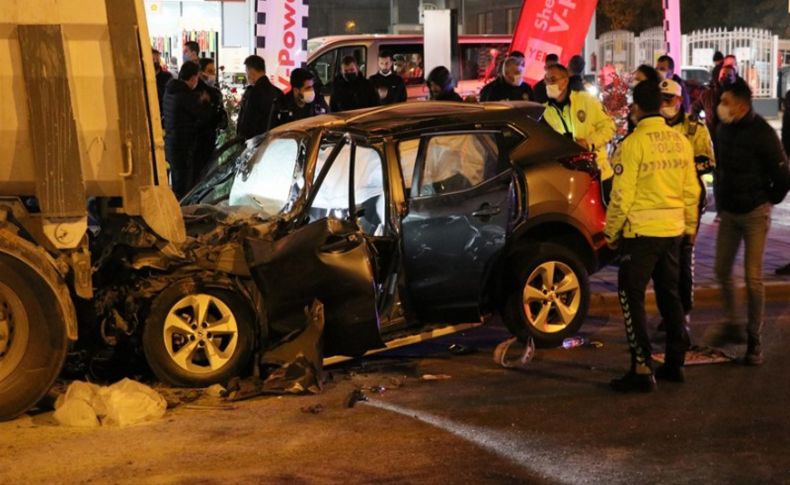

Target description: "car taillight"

left=559, top=152, right=599, bottom=178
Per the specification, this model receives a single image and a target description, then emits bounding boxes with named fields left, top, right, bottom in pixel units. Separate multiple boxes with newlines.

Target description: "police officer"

left=237, top=55, right=283, bottom=140
left=369, top=51, right=407, bottom=105
left=269, top=68, right=329, bottom=129
left=657, top=79, right=715, bottom=330
left=605, top=81, right=700, bottom=392
left=542, top=64, right=616, bottom=197
left=479, top=55, right=533, bottom=102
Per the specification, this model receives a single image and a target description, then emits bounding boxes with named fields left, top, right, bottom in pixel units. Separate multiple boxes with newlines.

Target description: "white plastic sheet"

left=53, top=379, right=167, bottom=428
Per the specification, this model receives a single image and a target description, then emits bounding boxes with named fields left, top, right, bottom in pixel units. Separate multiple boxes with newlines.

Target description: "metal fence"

left=683, top=27, right=778, bottom=98
left=636, top=27, right=665, bottom=67
left=597, top=30, right=635, bottom=73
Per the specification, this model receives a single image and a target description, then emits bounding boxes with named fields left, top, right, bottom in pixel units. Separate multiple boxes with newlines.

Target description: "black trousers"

left=618, top=236, right=690, bottom=370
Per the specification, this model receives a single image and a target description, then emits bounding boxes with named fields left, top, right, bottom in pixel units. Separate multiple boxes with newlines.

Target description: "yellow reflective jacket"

left=668, top=114, right=715, bottom=175
left=544, top=90, right=616, bottom=180
left=604, top=116, right=701, bottom=241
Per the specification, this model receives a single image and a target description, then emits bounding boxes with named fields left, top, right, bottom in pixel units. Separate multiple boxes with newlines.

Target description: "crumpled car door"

left=246, top=217, right=384, bottom=357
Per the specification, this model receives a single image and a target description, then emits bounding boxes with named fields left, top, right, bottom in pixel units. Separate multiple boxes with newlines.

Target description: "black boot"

left=610, top=371, right=656, bottom=393
left=655, top=364, right=685, bottom=383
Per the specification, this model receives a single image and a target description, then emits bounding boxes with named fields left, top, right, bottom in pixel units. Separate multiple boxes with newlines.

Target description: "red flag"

left=510, top=0, right=598, bottom=84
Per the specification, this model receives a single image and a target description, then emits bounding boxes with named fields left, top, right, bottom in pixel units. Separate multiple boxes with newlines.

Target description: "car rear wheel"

left=0, top=255, right=68, bottom=421
left=143, top=280, right=255, bottom=387
left=504, top=243, right=590, bottom=347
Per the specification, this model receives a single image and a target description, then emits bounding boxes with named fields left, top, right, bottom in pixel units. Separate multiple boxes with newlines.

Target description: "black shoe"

left=655, top=364, right=685, bottom=383
left=610, top=371, right=656, bottom=393
left=776, top=263, right=790, bottom=276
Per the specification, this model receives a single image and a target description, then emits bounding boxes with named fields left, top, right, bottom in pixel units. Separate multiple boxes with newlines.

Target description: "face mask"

left=379, top=69, right=392, bottom=76
left=661, top=105, right=680, bottom=119
left=546, top=83, right=563, bottom=100
left=717, top=104, right=736, bottom=124
left=508, top=76, right=523, bottom=87
left=301, top=89, right=316, bottom=104
left=343, top=72, right=358, bottom=82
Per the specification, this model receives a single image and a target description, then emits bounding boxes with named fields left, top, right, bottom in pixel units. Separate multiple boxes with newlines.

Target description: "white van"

left=306, top=34, right=513, bottom=101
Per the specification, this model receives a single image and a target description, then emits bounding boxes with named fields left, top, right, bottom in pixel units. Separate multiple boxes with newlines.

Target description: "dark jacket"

left=782, top=89, right=790, bottom=155
left=269, top=90, right=330, bottom=129
left=330, top=75, right=379, bottom=112
left=433, top=89, right=463, bottom=102
left=369, top=72, right=407, bottom=105
left=715, top=111, right=790, bottom=213
left=569, top=74, right=585, bottom=92
left=532, top=79, right=548, bottom=103
left=479, top=77, right=534, bottom=102
left=162, top=79, right=211, bottom=170
left=193, top=78, right=227, bottom=176
left=155, top=69, right=173, bottom=110
left=237, top=76, right=283, bottom=140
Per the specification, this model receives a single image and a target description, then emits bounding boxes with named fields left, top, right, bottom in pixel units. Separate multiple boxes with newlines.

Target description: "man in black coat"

left=479, top=55, right=533, bottom=102
left=369, top=51, right=407, bottom=105
left=568, top=55, right=586, bottom=92
left=162, top=62, right=211, bottom=199
left=713, top=79, right=790, bottom=364
left=152, top=48, right=173, bottom=110
left=237, top=55, right=283, bottom=140
left=269, top=68, right=329, bottom=129
left=426, top=66, right=462, bottom=102
left=330, top=55, right=379, bottom=112
left=192, top=57, right=227, bottom=179
left=776, top=89, right=790, bottom=276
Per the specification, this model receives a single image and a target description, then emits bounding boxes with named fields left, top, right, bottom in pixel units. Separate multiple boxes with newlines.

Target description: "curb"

left=589, top=280, right=790, bottom=314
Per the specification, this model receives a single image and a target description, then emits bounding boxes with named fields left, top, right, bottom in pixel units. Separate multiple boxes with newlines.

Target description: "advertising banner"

left=255, top=0, right=308, bottom=90
left=509, top=0, right=599, bottom=84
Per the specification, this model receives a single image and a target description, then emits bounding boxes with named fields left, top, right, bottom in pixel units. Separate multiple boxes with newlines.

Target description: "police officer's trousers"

left=618, top=236, right=690, bottom=371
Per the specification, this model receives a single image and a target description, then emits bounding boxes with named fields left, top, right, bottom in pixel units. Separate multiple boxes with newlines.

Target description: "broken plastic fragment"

left=204, top=384, right=227, bottom=398
left=448, top=344, right=477, bottom=356
left=346, top=389, right=368, bottom=408
left=421, top=374, right=452, bottom=381
left=493, top=337, right=535, bottom=369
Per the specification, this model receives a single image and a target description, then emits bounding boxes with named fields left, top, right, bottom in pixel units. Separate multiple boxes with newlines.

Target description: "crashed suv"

left=103, top=101, right=609, bottom=387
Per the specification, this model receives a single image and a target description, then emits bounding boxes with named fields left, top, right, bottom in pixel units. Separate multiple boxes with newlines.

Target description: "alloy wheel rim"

left=0, top=281, right=30, bottom=382
left=521, top=261, right=581, bottom=333
left=163, top=294, right=239, bottom=374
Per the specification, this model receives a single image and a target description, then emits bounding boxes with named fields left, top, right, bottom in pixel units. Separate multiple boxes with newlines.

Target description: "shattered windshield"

left=228, top=134, right=307, bottom=216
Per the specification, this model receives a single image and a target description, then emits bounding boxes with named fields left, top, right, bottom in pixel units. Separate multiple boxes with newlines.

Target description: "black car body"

left=115, top=101, right=608, bottom=386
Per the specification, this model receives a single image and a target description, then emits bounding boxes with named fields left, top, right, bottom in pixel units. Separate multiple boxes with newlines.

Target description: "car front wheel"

left=143, top=280, right=255, bottom=387
left=504, top=243, right=590, bottom=347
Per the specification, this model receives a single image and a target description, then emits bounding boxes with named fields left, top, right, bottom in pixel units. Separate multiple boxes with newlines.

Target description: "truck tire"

left=143, top=280, right=255, bottom=387
left=0, top=254, right=68, bottom=421
left=504, top=243, right=590, bottom=347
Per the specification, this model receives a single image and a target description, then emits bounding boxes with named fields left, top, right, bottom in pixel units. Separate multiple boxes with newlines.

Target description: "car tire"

left=0, top=254, right=68, bottom=421
left=143, top=280, right=255, bottom=387
left=504, top=243, right=590, bottom=347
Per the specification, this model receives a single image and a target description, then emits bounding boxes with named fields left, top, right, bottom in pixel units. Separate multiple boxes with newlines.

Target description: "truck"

left=0, top=0, right=184, bottom=420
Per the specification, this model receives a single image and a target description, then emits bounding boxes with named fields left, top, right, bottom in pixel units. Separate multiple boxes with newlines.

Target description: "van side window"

left=381, top=44, right=424, bottom=85
left=338, top=46, right=367, bottom=77
left=459, top=43, right=509, bottom=81
left=310, top=49, right=336, bottom=88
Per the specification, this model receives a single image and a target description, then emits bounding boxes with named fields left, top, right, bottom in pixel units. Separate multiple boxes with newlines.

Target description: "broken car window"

left=419, top=133, right=499, bottom=196
left=229, top=136, right=303, bottom=215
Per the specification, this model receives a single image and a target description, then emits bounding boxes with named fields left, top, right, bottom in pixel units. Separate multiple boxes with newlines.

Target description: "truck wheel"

left=504, top=243, right=590, bottom=347
left=0, top=255, right=68, bottom=421
left=143, top=280, right=255, bottom=387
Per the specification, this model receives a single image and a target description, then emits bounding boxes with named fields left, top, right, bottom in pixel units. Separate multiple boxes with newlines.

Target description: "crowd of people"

left=153, top=44, right=790, bottom=391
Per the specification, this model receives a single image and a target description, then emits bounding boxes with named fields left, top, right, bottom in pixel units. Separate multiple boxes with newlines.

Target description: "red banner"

left=509, top=0, right=599, bottom=84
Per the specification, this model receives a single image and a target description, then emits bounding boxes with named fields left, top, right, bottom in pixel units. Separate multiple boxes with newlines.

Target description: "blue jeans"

left=714, top=203, right=772, bottom=343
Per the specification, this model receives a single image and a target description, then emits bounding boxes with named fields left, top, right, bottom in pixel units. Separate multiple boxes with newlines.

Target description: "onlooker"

left=656, top=55, right=690, bottom=113
left=269, top=68, right=329, bottom=129
left=426, top=66, right=462, bottom=102
left=632, top=64, right=661, bottom=86
left=692, top=64, right=738, bottom=149
left=568, top=55, right=586, bottom=92
left=713, top=79, right=790, bottom=365
left=711, top=51, right=724, bottom=83
left=479, top=55, right=533, bottom=102
left=330, top=56, right=379, bottom=112
left=542, top=64, right=616, bottom=193
left=532, top=53, right=559, bottom=103
left=657, top=79, right=716, bottom=329
left=193, top=57, right=226, bottom=178
left=152, top=48, right=173, bottom=110
left=236, top=55, right=283, bottom=140
left=778, top=89, right=790, bottom=276
left=162, top=62, right=211, bottom=199
left=369, top=51, right=407, bottom=105
left=605, top=81, right=699, bottom=392
left=182, top=41, right=200, bottom=65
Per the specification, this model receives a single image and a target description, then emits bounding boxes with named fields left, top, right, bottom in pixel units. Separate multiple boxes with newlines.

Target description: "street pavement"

left=0, top=301, right=788, bottom=484
left=590, top=199, right=790, bottom=312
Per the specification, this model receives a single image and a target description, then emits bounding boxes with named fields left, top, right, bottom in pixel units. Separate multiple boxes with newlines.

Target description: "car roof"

left=270, top=101, right=547, bottom=139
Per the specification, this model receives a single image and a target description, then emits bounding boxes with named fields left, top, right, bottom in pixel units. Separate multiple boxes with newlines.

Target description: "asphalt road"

left=1, top=301, right=789, bottom=484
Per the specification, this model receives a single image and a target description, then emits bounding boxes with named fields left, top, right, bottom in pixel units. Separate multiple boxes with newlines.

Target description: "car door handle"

left=319, top=233, right=361, bottom=254
left=472, top=205, right=501, bottom=218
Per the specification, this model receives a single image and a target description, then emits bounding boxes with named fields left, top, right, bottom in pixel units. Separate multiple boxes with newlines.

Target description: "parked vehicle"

left=150, top=101, right=611, bottom=387
left=0, top=0, right=184, bottom=420
left=306, top=34, right=513, bottom=101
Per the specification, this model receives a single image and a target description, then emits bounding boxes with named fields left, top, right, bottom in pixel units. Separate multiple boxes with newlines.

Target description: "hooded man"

left=426, top=66, right=463, bottom=102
